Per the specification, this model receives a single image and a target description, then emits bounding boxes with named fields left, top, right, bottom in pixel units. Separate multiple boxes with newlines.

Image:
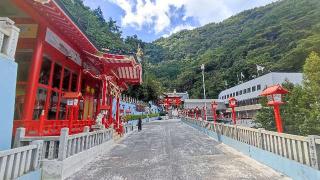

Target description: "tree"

left=300, top=52, right=320, bottom=135
left=255, top=97, right=276, bottom=131
left=93, top=7, right=105, bottom=24
left=256, top=52, right=320, bottom=135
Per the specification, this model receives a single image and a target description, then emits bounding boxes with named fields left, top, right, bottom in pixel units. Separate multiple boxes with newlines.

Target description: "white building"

left=218, top=72, right=303, bottom=119
left=184, top=99, right=226, bottom=110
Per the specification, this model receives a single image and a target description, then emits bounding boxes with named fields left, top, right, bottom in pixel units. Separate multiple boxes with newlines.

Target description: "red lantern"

left=260, top=85, right=288, bottom=133
left=211, top=101, right=218, bottom=124
left=228, top=97, right=237, bottom=125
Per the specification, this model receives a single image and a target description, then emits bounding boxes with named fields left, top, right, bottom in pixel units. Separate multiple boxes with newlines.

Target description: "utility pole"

left=201, top=64, right=207, bottom=121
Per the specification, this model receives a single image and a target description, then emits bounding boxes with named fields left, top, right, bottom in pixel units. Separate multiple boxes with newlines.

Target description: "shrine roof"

left=260, top=84, right=289, bottom=96
left=84, top=51, right=142, bottom=86
left=22, top=0, right=97, bottom=54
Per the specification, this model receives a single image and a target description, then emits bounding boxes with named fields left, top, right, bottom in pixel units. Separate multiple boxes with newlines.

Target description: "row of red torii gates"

left=163, top=85, right=289, bottom=133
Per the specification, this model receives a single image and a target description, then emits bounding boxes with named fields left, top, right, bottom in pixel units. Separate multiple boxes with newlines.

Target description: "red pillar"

left=116, top=96, right=120, bottom=129
left=212, top=107, right=217, bottom=124
left=108, top=96, right=113, bottom=125
left=38, top=110, right=45, bottom=136
left=102, top=80, right=106, bottom=106
left=23, top=25, right=46, bottom=121
left=273, top=105, right=283, bottom=133
left=68, top=106, right=74, bottom=131
left=231, top=107, right=236, bottom=125
left=77, top=69, right=82, bottom=92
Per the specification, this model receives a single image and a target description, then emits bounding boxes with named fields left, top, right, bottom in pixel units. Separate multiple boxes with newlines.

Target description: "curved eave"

left=24, top=0, right=98, bottom=53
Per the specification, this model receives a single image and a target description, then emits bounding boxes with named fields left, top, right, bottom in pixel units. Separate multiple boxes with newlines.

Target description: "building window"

left=243, top=89, right=247, bottom=94
left=257, top=84, right=261, bottom=90
left=252, top=86, right=256, bottom=92
left=14, top=51, right=34, bottom=120
left=39, top=57, right=52, bottom=85
left=33, top=88, right=47, bottom=120
left=236, top=91, right=239, bottom=96
left=52, top=63, right=62, bottom=89
left=71, top=74, right=78, bottom=92
left=62, top=69, right=71, bottom=91
left=232, top=92, right=235, bottom=97
left=48, top=91, right=59, bottom=120
left=247, top=88, right=251, bottom=93
left=239, top=90, right=242, bottom=95
left=34, top=55, right=79, bottom=120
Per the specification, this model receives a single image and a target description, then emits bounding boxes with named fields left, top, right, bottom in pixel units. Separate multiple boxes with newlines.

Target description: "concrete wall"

left=112, top=100, right=141, bottom=116
left=0, top=57, right=17, bottom=150
left=183, top=120, right=320, bottom=180
left=112, top=100, right=160, bottom=116
left=42, top=140, right=115, bottom=180
left=18, top=169, right=42, bottom=180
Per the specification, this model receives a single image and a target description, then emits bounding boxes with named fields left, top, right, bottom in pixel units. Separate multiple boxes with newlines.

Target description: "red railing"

left=13, top=119, right=95, bottom=136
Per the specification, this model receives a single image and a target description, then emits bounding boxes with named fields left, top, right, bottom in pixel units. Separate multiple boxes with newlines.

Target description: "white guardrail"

left=182, top=117, right=320, bottom=170
left=0, top=140, right=42, bottom=180
left=14, top=124, right=135, bottom=161
left=0, top=124, right=136, bottom=179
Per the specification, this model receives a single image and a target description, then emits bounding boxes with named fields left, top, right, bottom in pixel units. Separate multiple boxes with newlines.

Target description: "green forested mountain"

left=145, top=0, right=320, bottom=98
left=60, top=0, right=320, bottom=100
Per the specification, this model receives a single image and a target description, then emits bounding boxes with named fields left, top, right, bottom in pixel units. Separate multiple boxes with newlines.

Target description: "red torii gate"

left=162, top=95, right=182, bottom=112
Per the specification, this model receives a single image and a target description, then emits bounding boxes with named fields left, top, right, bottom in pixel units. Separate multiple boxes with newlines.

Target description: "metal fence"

left=182, top=117, right=320, bottom=170
left=0, top=140, right=42, bottom=180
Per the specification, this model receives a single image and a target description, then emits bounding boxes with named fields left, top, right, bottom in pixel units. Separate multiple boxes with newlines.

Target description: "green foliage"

left=124, top=113, right=159, bottom=122
left=60, top=0, right=124, bottom=51
left=300, top=52, right=320, bottom=135
left=256, top=52, right=320, bottom=135
left=144, top=0, right=320, bottom=98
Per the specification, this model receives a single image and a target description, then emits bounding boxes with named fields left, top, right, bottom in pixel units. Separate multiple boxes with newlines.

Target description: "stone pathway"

left=68, top=119, right=289, bottom=180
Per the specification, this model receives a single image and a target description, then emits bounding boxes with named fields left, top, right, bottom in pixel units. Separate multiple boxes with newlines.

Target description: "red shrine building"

left=1, top=0, right=142, bottom=136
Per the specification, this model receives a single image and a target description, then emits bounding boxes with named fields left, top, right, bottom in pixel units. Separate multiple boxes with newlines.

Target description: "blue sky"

left=83, top=0, right=278, bottom=42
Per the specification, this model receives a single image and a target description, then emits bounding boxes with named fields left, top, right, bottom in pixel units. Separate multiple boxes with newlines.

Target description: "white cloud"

left=163, top=24, right=196, bottom=37
left=109, top=0, right=278, bottom=34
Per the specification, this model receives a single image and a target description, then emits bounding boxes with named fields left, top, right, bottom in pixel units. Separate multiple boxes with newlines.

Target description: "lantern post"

left=211, top=101, right=218, bottom=124
left=260, top=85, right=288, bottom=133
left=228, top=97, right=237, bottom=125
left=195, top=106, right=200, bottom=120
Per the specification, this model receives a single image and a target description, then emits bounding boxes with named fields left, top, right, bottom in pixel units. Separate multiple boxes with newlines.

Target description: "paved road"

left=68, top=120, right=288, bottom=180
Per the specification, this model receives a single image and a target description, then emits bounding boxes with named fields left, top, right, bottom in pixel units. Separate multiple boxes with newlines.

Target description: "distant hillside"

left=145, top=0, right=320, bottom=98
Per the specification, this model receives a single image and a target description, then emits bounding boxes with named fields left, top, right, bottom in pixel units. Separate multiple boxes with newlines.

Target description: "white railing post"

left=14, top=128, right=25, bottom=148
left=308, top=135, right=319, bottom=169
left=83, top=126, right=90, bottom=150
left=58, top=128, right=69, bottom=161
left=30, top=140, right=43, bottom=170
left=258, top=128, right=264, bottom=149
left=234, top=125, right=238, bottom=140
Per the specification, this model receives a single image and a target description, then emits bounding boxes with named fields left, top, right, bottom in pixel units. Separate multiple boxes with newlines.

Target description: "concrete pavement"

left=68, top=119, right=289, bottom=180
